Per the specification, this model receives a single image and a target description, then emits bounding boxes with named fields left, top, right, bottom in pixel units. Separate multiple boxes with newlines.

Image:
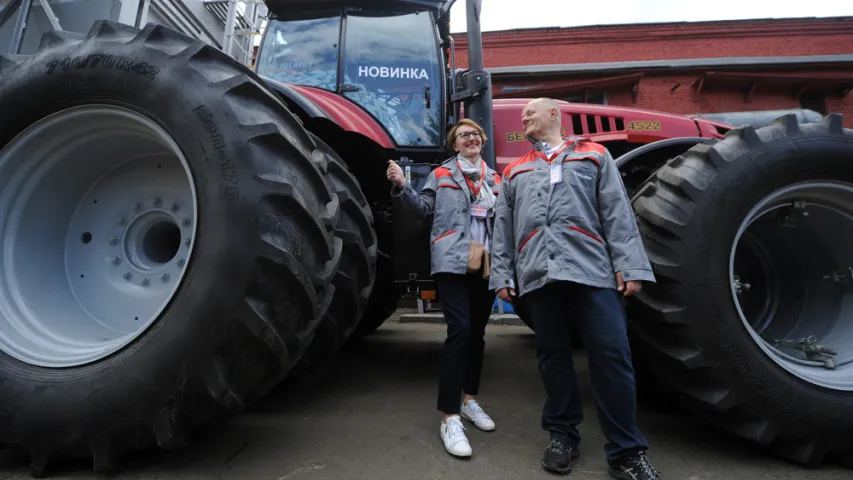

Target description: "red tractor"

left=0, top=0, right=851, bottom=475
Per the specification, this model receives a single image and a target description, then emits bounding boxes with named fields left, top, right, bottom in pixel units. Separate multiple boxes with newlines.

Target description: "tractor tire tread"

left=629, top=113, right=853, bottom=467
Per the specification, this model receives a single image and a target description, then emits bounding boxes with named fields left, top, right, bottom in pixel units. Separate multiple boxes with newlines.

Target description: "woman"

left=386, top=119, right=502, bottom=458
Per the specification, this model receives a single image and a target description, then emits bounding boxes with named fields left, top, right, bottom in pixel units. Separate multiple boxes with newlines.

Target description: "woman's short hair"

left=447, top=118, right=488, bottom=151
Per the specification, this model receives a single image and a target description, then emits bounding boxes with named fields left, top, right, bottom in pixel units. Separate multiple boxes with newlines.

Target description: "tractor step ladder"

left=3, top=0, right=63, bottom=55
left=202, top=0, right=267, bottom=68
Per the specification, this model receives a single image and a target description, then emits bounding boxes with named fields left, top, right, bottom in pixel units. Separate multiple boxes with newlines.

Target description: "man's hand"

left=616, top=272, right=642, bottom=297
left=386, top=160, right=406, bottom=188
left=497, top=287, right=516, bottom=304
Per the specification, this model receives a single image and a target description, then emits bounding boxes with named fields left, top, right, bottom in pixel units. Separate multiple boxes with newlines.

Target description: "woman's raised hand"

left=386, top=160, right=406, bottom=188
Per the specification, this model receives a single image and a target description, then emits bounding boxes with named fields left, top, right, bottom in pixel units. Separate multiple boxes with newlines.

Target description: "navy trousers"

left=434, top=272, right=495, bottom=414
left=522, top=280, right=649, bottom=462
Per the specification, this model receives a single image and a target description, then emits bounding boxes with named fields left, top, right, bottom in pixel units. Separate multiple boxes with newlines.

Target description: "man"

left=489, top=98, right=661, bottom=479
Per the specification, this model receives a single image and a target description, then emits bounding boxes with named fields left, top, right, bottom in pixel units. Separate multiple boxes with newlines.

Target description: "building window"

left=559, top=92, right=607, bottom=105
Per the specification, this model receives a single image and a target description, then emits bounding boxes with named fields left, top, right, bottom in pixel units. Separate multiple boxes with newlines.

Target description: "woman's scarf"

left=456, top=154, right=497, bottom=211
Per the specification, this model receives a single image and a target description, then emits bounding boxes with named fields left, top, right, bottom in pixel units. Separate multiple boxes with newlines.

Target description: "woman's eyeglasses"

left=456, top=131, right=482, bottom=140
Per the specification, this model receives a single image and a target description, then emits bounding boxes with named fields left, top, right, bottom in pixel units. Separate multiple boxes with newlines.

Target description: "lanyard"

left=535, top=141, right=571, bottom=163
left=457, top=159, right=486, bottom=198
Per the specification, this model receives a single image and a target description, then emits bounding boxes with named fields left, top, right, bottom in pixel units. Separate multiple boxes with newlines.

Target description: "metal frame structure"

left=203, top=0, right=267, bottom=66
left=1, top=0, right=252, bottom=62
left=3, top=0, right=63, bottom=54
left=3, top=0, right=150, bottom=54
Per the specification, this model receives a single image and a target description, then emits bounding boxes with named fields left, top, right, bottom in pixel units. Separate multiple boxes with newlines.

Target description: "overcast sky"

left=448, top=0, right=853, bottom=32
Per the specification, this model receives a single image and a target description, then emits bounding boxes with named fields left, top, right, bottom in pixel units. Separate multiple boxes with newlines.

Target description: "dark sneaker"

left=541, top=438, right=580, bottom=475
left=608, top=451, right=660, bottom=480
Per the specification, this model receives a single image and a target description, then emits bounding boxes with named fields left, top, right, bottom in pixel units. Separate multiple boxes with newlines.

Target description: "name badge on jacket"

left=550, top=161, right=562, bottom=184
left=471, top=203, right=488, bottom=218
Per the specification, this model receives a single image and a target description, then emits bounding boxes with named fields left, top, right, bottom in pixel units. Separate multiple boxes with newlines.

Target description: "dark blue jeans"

left=522, top=280, right=649, bottom=462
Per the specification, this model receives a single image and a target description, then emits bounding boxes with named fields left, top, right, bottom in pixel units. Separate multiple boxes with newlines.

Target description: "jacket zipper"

left=433, top=229, right=457, bottom=243
left=569, top=225, right=602, bottom=244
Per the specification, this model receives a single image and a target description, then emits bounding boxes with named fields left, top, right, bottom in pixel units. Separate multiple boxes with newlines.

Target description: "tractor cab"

left=257, top=1, right=453, bottom=149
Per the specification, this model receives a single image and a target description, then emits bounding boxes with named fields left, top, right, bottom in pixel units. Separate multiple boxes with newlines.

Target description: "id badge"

left=549, top=162, right=562, bottom=184
left=471, top=203, right=488, bottom=218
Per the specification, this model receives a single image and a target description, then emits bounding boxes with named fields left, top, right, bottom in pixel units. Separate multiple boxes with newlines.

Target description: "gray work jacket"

left=488, top=139, right=655, bottom=295
left=391, top=157, right=502, bottom=276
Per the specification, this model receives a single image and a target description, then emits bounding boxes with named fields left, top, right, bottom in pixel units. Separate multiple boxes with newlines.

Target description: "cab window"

left=256, top=16, right=341, bottom=91
left=342, top=11, right=443, bottom=148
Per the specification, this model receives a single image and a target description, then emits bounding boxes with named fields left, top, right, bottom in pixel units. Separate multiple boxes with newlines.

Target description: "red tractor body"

left=491, top=99, right=729, bottom=172
left=269, top=78, right=732, bottom=173
left=281, top=83, right=396, bottom=149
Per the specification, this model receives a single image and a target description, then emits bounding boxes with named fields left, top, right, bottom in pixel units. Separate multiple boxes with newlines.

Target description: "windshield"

left=342, top=11, right=444, bottom=147
left=256, top=16, right=340, bottom=91
left=256, top=11, right=444, bottom=148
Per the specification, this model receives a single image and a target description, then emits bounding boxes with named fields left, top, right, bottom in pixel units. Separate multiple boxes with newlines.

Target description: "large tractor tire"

left=0, top=21, right=347, bottom=475
left=350, top=210, right=400, bottom=338
left=629, top=113, right=853, bottom=466
left=296, top=133, right=377, bottom=371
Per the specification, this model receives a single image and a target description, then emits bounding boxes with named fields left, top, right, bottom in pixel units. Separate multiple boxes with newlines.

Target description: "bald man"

left=489, top=98, right=660, bottom=479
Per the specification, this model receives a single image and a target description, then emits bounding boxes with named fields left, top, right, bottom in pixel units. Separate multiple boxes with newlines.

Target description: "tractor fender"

left=613, top=136, right=714, bottom=199
left=262, top=79, right=395, bottom=149
left=614, top=136, right=712, bottom=170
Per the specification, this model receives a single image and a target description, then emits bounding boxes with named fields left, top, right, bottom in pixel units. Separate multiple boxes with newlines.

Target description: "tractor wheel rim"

left=729, top=181, right=853, bottom=391
left=0, top=105, right=198, bottom=368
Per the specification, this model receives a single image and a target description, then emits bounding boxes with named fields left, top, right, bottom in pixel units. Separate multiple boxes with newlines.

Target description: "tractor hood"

left=264, top=0, right=453, bottom=18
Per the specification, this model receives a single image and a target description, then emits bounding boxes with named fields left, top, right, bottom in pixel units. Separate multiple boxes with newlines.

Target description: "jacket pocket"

left=564, top=161, right=598, bottom=191
left=517, top=229, right=540, bottom=253
left=568, top=225, right=602, bottom=244
left=433, top=229, right=457, bottom=244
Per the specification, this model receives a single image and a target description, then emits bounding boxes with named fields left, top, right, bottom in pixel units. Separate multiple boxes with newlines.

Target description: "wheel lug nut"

left=184, top=238, right=191, bottom=247
left=177, top=258, right=186, bottom=267
left=117, top=216, right=127, bottom=226
left=141, top=277, right=150, bottom=286
left=110, top=236, right=119, bottom=245
left=153, top=198, right=162, bottom=206
left=171, top=203, right=180, bottom=212
left=123, top=272, right=132, bottom=280
left=161, top=273, right=170, bottom=282
left=135, top=202, right=142, bottom=212
left=112, top=256, right=121, bottom=265
left=182, top=218, right=190, bottom=226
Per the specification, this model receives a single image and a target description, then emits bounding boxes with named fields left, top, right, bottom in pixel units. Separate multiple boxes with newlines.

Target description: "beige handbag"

left=467, top=241, right=490, bottom=278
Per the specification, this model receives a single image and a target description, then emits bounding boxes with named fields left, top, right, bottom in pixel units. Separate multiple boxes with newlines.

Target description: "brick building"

left=451, top=17, right=853, bottom=127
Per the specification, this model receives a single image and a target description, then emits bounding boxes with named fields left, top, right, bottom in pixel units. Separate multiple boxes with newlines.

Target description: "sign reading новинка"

left=357, top=65, right=430, bottom=80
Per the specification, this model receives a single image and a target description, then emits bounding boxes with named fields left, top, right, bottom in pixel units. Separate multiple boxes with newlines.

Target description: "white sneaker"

left=440, top=415, right=472, bottom=457
left=460, top=399, right=496, bottom=431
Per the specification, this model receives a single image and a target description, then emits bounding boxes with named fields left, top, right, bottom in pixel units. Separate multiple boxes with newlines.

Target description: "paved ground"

left=1, top=317, right=850, bottom=479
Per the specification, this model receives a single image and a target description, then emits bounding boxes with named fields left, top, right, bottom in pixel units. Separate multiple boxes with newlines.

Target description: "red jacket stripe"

left=434, top=167, right=452, bottom=178
left=503, top=152, right=538, bottom=179
left=573, top=140, right=607, bottom=156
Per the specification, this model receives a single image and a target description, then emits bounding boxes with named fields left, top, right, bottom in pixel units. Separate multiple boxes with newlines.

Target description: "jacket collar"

left=441, top=156, right=471, bottom=197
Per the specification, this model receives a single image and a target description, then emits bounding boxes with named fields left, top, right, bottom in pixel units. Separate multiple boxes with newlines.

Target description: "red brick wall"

left=607, top=76, right=785, bottom=112
left=452, top=17, right=853, bottom=68
left=452, top=17, right=853, bottom=127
